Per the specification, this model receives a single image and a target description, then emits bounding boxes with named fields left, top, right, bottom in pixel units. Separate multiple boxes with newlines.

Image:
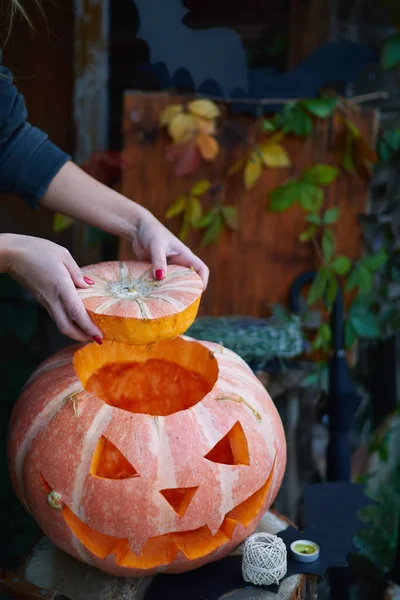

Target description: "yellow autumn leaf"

left=188, top=99, right=221, bottom=120
left=244, top=153, right=262, bottom=189
left=168, top=113, right=197, bottom=143
left=259, top=143, right=291, bottom=168
left=165, top=195, right=187, bottom=219
left=160, top=104, right=183, bottom=127
left=196, top=132, right=219, bottom=160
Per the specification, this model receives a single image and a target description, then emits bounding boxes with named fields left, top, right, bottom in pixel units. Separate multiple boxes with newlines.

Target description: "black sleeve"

left=0, top=50, right=71, bottom=208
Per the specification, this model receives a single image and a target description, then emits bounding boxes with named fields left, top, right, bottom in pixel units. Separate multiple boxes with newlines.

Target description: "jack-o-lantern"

left=8, top=262, right=286, bottom=577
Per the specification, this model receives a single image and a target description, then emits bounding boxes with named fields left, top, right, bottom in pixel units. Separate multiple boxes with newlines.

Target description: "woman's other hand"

left=0, top=234, right=103, bottom=343
left=131, top=210, right=210, bottom=286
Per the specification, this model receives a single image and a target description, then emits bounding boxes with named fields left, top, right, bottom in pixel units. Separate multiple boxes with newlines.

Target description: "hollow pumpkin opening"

left=74, top=338, right=218, bottom=417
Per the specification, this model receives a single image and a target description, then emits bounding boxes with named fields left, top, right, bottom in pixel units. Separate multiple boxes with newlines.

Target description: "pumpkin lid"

left=78, top=260, right=203, bottom=345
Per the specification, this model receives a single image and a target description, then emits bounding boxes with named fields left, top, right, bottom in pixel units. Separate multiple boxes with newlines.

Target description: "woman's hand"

left=131, top=210, right=209, bottom=286
left=0, top=234, right=103, bottom=343
left=41, top=162, right=210, bottom=288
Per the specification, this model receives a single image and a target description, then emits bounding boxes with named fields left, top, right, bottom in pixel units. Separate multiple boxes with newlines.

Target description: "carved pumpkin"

left=8, top=263, right=286, bottom=577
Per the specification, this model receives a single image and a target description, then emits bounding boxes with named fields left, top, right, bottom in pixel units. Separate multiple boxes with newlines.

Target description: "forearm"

left=0, top=233, right=18, bottom=274
left=40, top=161, right=152, bottom=240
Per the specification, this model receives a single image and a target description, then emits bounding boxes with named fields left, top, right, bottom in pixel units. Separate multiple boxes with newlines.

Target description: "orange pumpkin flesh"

left=8, top=264, right=286, bottom=577
left=78, top=261, right=203, bottom=345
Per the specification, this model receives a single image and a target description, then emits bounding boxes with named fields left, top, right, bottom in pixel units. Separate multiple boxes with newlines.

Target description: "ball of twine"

left=242, top=532, right=287, bottom=586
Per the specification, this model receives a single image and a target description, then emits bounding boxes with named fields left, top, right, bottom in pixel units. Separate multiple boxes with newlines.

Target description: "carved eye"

left=160, top=486, right=199, bottom=517
left=204, top=422, right=250, bottom=466
left=91, top=436, right=140, bottom=480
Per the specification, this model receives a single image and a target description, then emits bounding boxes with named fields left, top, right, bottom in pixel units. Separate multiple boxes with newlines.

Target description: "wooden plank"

left=119, top=91, right=377, bottom=318
left=74, top=0, right=110, bottom=165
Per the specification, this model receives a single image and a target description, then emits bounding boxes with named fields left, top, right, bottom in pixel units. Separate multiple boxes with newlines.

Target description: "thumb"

left=63, top=252, right=94, bottom=288
left=149, top=239, right=168, bottom=281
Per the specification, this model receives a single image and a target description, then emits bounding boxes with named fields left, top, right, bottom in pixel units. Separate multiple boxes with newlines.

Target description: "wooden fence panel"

left=119, top=92, right=377, bottom=317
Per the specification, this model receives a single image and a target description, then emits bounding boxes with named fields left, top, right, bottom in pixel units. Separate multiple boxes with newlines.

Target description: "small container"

left=290, top=539, right=320, bottom=563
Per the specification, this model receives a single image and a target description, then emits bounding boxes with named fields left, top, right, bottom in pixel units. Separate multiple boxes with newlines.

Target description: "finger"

left=149, top=238, right=168, bottom=281
left=168, top=251, right=209, bottom=289
left=59, top=277, right=103, bottom=342
left=48, top=299, right=92, bottom=343
left=59, top=277, right=103, bottom=344
left=63, top=251, right=95, bottom=288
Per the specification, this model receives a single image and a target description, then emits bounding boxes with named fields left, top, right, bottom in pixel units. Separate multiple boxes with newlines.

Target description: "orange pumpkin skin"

left=8, top=337, right=286, bottom=577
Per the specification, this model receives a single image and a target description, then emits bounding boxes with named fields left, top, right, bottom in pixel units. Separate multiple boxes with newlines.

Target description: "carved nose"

left=160, top=486, right=198, bottom=517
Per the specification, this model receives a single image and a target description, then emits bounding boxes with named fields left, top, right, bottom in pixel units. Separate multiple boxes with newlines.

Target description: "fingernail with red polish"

left=155, top=269, right=165, bottom=281
left=93, top=336, right=103, bottom=345
left=84, top=277, right=95, bottom=285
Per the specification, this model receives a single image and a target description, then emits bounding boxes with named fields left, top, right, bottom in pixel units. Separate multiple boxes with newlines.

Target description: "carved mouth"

left=40, top=462, right=275, bottom=570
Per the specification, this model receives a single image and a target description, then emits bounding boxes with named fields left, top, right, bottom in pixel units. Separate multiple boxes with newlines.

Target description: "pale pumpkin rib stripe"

left=191, top=404, right=232, bottom=535
left=157, top=283, right=203, bottom=294
left=14, top=380, right=83, bottom=506
left=87, top=297, right=121, bottom=314
left=148, top=296, right=187, bottom=312
left=71, top=403, right=113, bottom=519
left=150, top=417, right=178, bottom=536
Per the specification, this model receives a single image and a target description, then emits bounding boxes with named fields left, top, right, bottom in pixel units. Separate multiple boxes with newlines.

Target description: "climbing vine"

left=159, top=93, right=388, bottom=352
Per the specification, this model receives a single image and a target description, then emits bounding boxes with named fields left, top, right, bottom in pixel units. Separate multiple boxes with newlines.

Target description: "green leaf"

left=331, top=255, right=351, bottom=276
left=186, top=196, right=202, bottom=226
left=322, top=229, right=335, bottom=262
left=302, top=164, right=339, bottom=186
left=378, top=128, right=400, bottom=162
left=297, top=183, right=323, bottom=211
left=282, top=104, right=313, bottom=137
left=349, top=310, right=381, bottom=339
left=344, top=319, right=357, bottom=348
left=262, top=119, right=277, bottom=133
left=201, top=214, right=224, bottom=246
left=307, top=267, right=330, bottom=305
left=269, top=181, right=299, bottom=212
left=326, top=273, right=338, bottom=306
left=54, top=213, right=74, bottom=232
left=299, top=226, right=316, bottom=242
left=221, top=206, right=239, bottom=231
left=312, top=323, right=332, bottom=350
left=166, top=195, right=187, bottom=219
left=362, top=249, right=388, bottom=271
left=306, top=213, right=321, bottom=225
left=346, top=264, right=373, bottom=293
left=178, top=219, right=189, bottom=241
left=302, top=97, right=337, bottom=118
left=323, top=207, right=340, bottom=225
left=195, top=211, right=214, bottom=229
left=382, top=32, right=400, bottom=70
left=191, top=179, right=211, bottom=196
